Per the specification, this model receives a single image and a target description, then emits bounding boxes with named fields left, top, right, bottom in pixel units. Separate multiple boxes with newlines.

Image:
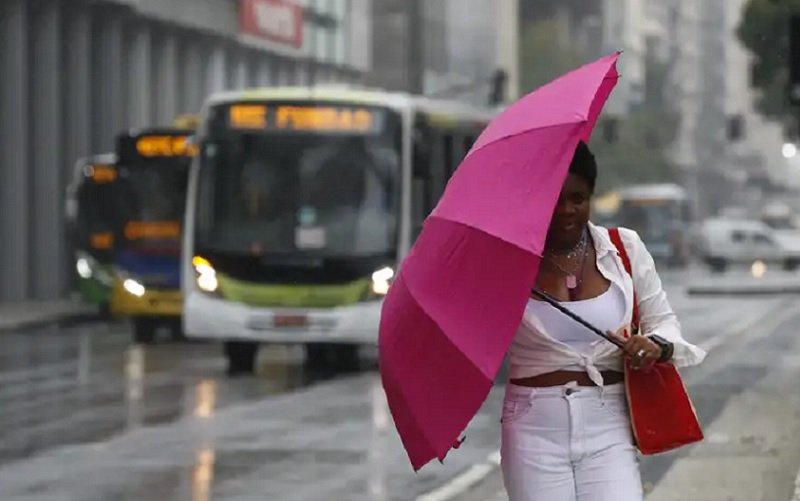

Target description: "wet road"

left=0, top=272, right=798, bottom=500
left=0, top=324, right=344, bottom=466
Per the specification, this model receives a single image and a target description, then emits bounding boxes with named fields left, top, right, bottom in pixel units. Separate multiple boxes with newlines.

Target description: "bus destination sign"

left=226, top=104, right=382, bottom=134
left=135, top=135, right=198, bottom=158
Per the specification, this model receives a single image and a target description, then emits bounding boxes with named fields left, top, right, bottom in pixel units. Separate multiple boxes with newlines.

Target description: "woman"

left=501, top=141, right=707, bottom=501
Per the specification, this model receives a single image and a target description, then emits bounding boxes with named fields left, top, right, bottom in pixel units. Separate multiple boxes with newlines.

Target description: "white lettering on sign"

left=254, top=2, right=295, bottom=40
left=240, top=0, right=304, bottom=48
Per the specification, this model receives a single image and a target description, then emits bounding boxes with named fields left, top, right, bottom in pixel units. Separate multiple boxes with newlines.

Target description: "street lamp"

left=782, top=142, right=797, bottom=159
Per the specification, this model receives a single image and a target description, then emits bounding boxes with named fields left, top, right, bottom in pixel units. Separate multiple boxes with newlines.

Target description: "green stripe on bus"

left=217, top=274, right=372, bottom=308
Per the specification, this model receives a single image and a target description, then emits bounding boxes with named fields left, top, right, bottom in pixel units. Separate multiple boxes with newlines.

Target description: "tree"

left=736, top=0, right=800, bottom=123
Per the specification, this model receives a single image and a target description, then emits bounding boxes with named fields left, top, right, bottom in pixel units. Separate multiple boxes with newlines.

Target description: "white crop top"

left=509, top=281, right=626, bottom=378
left=504, top=223, right=707, bottom=387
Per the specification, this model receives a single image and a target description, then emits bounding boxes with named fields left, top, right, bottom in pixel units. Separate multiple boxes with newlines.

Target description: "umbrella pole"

left=530, top=289, right=626, bottom=349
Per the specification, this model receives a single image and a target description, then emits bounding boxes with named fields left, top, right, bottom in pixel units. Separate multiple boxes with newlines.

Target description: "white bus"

left=616, top=184, right=692, bottom=267
left=182, top=87, right=496, bottom=374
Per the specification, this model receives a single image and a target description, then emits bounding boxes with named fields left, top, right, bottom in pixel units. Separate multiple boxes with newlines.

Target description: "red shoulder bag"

left=608, top=228, right=704, bottom=455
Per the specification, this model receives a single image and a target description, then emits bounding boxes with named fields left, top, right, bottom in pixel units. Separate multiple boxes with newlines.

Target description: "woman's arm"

left=622, top=228, right=707, bottom=367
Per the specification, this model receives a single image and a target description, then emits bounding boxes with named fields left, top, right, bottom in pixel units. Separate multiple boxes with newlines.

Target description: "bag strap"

left=608, top=228, right=640, bottom=334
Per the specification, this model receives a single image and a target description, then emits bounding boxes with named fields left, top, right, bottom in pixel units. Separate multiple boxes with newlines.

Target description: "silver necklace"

left=545, top=229, right=589, bottom=290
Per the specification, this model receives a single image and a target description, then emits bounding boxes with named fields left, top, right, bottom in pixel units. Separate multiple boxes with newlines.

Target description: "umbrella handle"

left=530, top=288, right=626, bottom=349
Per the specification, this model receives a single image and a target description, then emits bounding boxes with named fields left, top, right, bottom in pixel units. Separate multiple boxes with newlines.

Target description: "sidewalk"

left=0, top=299, right=96, bottom=331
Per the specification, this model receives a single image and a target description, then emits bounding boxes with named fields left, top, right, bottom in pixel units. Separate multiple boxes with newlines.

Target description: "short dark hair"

left=569, top=140, right=597, bottom=192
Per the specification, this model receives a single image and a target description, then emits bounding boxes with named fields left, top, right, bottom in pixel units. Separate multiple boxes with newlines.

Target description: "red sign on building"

left=240, top=0, right=304, bottom=49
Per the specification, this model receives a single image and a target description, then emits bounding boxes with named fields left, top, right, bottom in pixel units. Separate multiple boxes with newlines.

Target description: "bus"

left=65, top=154, right=121, bottom=314
left=615, top=183, right=692, bottom=267
left=591, top=189, right=621, bottom=228
left=111, top=127, right=196, bottom=343
left=182, top=87, right=495, bottom=374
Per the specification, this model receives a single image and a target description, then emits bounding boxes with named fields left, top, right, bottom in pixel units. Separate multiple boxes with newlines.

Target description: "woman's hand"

left=609, top=330, right=662, bottom=370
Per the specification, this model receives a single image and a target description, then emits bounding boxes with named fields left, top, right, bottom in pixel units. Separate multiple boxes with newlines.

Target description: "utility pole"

left=406, top=0, right=425, bottom=95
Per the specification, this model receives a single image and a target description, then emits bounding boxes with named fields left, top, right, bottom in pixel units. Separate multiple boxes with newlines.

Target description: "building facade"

left=601, top=0, right=646, bottom=115
left=0, top=0, right=371, bottom=301
left=367, top=0, right=497, bottom=104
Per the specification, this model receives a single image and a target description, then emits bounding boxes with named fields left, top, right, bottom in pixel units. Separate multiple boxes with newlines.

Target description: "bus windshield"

left=118, top=161, right=189, bottom=222
left=115, top=159, right=190, bottom=249
left=617, top=197, right=691, bottom=259
left=73, top=167, right=123, bottom=259
left=196, top=133, right=399, bottom=258
left=195, top=100, right=401, bottom=262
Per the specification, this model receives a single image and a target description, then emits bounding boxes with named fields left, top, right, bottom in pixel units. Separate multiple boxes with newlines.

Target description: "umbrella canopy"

left=379, top=52, right=621, bottom=471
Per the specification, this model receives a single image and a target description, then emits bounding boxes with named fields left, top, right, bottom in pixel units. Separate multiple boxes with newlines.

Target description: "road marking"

left=414, top=451, right=501, bottom=501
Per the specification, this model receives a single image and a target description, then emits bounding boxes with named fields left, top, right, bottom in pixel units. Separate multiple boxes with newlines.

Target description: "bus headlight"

left=76, top=253, right=113, bottom=286
left=193, top=256, right=219, bottom=293
left=371, top=267, right=395, bottom=296
left=123, top=278, right=146, bottom=298
left=76, top=258, right=92, bottom=279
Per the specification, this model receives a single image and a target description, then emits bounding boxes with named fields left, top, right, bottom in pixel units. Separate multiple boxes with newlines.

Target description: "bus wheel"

left=225, top=341, right=258, bottom=376
left=170, top=320, right=187, bottom=342
left=332, top=344, right=360, bottom=372
left=98, top=302, right=112, bottom=320
left=305, top=344, right=330, bottom=371
left=707, top=257, right=728, bottom=273
left=132, top=318, right=156, bottom=345
left=305, top=344, right=360, bottom=372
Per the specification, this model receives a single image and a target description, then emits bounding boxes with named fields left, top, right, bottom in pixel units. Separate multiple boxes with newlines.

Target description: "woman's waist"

left=509, top=369, right=624, bottom=388
left=507, top=353, right=623, bottom=379
left=504, top=378, right=626, bottom=402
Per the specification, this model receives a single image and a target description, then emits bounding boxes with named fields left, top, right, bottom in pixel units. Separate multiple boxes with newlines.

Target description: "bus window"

left=412, top=126, right=432, bottom=238
left=411, top=178, right=427, bottom=239
left=428, top=133, right=447, bottom=204
left=464, top=135, right=475, bottom=153
left=443, top=134, right=454, bottom=178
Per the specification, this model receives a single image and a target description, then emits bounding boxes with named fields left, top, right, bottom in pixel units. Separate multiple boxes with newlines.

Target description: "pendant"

left=565, top=275, right=577, bottom=289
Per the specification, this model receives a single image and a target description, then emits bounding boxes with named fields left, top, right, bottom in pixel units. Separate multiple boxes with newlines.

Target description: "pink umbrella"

left=378, top=52, right=621, bottom=470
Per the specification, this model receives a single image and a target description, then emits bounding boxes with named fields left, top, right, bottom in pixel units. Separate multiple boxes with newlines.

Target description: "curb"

left=0, top=307, right=102, bottom=333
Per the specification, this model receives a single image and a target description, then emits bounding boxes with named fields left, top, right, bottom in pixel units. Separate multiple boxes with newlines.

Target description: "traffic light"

left=727, top=114, right=744, bottom=141
left=488, top=69, right=507, bottom=105
left=602, top=118, right=618, bottom=143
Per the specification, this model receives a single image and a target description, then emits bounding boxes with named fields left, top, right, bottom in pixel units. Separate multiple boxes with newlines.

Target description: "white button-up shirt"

left=508, top=223, right=707, bottom=386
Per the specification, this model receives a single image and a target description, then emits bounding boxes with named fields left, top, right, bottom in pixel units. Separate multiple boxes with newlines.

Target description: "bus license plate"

left=272, top=314, right=308, bottom=328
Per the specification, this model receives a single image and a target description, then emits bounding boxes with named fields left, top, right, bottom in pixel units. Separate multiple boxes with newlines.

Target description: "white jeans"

left=500, top=382, right=643, bottom=501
